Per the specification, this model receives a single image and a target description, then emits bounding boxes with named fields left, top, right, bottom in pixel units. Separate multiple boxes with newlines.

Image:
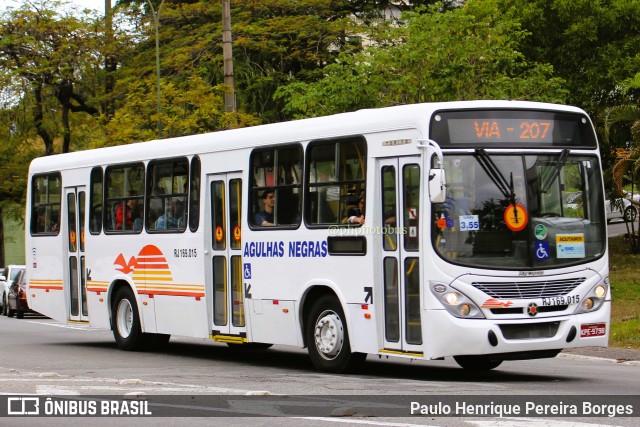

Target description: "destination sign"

left=448, top=119, right=555, bottom=143
left=429, top=109, right=597, bottom=148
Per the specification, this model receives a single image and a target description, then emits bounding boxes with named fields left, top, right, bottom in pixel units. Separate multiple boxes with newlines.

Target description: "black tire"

left=111, top=287, right=170, bottom=351
left=16, top=308, right=24, bottom=319
left=624, top=206, right=637, bottom=222
left=7, top=304, right=15, bottom=318
left=453, top=355, right=503, bottom=370
left=1, top=295, right=6, bottom=316
left=305, top=295, right=366, bottom=373
left=111, top=287, right=145, bottom=351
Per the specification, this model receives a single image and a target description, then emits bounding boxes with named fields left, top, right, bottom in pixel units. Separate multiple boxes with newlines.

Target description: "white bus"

left=26, top=100, right=610, bottom=372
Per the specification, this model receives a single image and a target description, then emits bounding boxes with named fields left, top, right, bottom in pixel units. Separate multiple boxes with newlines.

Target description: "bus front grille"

left=499, top=322, right=561, bottom=340
left=472, top=278, right=585, bottom=299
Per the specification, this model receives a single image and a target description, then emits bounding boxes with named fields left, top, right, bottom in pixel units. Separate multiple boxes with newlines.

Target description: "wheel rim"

left=626, top=208, right=637, bottom=221
left=313, top=310, right=344, bottom=360
left=116, top=299, right=133, bottom=339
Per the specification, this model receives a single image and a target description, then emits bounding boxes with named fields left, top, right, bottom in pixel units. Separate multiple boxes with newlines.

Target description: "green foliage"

left=276, top=0, right=569, bottom=118
left=104, top=75, right=259, bottom=145
left=608, top=235, right=640, bottom=348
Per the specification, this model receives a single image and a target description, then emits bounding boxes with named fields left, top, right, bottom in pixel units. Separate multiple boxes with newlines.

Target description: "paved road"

left=0, top=315, right=638, bottom=426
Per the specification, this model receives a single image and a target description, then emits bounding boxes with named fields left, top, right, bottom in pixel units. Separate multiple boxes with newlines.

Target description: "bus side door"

left=378, top=158, right=423, bottom=353
left=207, top=173, right=246, bottom=339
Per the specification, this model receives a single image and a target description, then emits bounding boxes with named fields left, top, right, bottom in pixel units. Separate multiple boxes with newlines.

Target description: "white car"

left=564, top=191, right=637, bottom=223
left=605, top=195, right=637, bottom=224
left=0, top=265, right=25, bottom=316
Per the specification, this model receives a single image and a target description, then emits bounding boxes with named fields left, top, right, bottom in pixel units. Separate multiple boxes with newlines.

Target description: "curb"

left=557, top=352, right=640, bottom=366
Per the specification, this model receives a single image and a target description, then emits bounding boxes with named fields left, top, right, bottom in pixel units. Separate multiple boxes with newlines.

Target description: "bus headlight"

left=574, top=282, right=608, bottom=314
left=430, top=282, right=484, bottom=319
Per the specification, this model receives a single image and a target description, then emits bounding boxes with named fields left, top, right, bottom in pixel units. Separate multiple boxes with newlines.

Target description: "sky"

left=3, top=1, right=112, bottom=14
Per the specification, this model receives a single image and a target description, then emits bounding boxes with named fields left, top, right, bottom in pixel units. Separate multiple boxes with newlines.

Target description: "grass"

left=608, top=235, right=640, bottom=349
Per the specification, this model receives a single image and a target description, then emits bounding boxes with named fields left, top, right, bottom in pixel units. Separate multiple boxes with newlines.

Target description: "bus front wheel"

left=306, top=295, right=365, bottom=373
left=453, top=355, right=502, bottom=370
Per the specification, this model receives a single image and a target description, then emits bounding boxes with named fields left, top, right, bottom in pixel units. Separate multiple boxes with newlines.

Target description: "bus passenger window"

left=250, top=144, right=302, bottom=228
left=189, top=156, right=201, bottom=232
left=146, top=158, right=188, bottom=233
left=31, top=173, right=62, bottom=236
left=105, top=163, right=144, bottom=233
left=89, top=167, right=103, bottom=234
left=305, top=137, right=367, bottom=226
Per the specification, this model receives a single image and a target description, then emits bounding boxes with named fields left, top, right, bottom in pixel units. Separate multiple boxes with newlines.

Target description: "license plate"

left=580, top=323, right=606, bottom=338
left=541, top=295, right=580, bottom=306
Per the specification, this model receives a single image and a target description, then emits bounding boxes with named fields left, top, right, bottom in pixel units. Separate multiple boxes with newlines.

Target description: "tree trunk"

left=33, top=84, right=54, bottom=156
left=0, top=209, right=5, bottom=268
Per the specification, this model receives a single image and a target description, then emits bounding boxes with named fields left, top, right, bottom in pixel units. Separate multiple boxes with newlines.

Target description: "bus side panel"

left=154, top=296, right=209, bottom=338
left=86, top=293, right=111, bottom=329
left=28, top=237, right=68, bottom=324
left=245, top=299, right=301, bottom=346
left=346, top=303, right=379, bottom=354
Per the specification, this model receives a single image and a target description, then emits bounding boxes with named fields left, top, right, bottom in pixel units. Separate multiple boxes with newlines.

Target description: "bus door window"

left=381, top=166, right=399, bottom=343
left=229, top=179, right=244, bottom=327
left=402, top=164, right=421, bottom=345
left=66, top=188, right=88, bottom=320
left=211, top=180, right=226, bottom=325
left=379, top=159, right=422, bottom=348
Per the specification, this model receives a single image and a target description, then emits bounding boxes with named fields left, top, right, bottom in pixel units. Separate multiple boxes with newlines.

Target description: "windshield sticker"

left=534, top=224, right=548, bottom=240
left=459, top=215, right=480, bottom=231
left=556, top=233, right=585, bottom=258
left=535, top=241, right=550, bottom=260
left=556, top=234, right=585, bottom=258
left=503, top=203, right=528, bottom=232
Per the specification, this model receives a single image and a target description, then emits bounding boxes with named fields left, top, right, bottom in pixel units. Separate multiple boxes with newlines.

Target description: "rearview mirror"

left=429, top=168, right=446, bottom=204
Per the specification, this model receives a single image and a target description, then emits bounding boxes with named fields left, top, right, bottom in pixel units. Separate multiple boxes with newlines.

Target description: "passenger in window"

left=116, top=197, right=141, bottom=231
left=255, top=189, right=275, bottom=226
left=149, top=185, right=164, bottom=224
left=36, top=209, right=49, bottom=233
left=156, top=198, right=184, bottom=229
left=347, top=192, right=366, bottom=225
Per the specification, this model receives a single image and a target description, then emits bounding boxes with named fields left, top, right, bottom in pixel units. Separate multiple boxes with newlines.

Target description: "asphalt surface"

left=563, top=346, right=640, bottom=363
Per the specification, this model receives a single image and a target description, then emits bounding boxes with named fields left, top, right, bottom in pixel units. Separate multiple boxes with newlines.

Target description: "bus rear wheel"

left=111, top=287, right=170, bottom=351
left=306, top=295, right=365, bottom=373
left=453, top=355, right=502, bottom=370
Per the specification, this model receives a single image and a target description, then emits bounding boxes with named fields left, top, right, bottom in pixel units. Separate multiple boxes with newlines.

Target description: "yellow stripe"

left=144, top=285, right=204, bottom=291
left=211, top=335, right=247, bottom=344
left=379, top=349, right=424, bottom=357
left=30, top=280, right=63, bottom=284
left=133, top=270, right=173, bottom=275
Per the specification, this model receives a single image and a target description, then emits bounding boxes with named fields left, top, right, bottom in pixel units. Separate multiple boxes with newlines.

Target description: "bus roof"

left=28, top=100, right=586, bottom=174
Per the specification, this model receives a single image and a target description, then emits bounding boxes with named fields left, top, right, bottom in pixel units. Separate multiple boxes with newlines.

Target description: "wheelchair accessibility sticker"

left=535, top=241, right=550, bottom=260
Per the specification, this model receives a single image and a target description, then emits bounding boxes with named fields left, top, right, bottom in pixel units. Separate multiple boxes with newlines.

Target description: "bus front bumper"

left=424, top=301, right=610, bottom=360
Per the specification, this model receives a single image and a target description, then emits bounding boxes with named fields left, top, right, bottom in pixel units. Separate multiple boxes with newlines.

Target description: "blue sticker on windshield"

left=535, top=242, right=550, bottom=260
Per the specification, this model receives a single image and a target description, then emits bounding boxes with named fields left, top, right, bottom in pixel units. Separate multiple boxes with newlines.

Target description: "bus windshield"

left=432, top=152, right=606, bottom=269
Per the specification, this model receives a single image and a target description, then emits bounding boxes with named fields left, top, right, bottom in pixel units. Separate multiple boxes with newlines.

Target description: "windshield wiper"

left=474, top=149, right=516, bottom=208
left=540, top=149, right=570, bottom=193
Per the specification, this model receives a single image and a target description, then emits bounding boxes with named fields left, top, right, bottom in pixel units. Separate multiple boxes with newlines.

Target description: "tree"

left=510, top=0, right=640, bottom=168
left=0, top=1, right=104, bottom=155
left=275, top=0, right=568, bottom=118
